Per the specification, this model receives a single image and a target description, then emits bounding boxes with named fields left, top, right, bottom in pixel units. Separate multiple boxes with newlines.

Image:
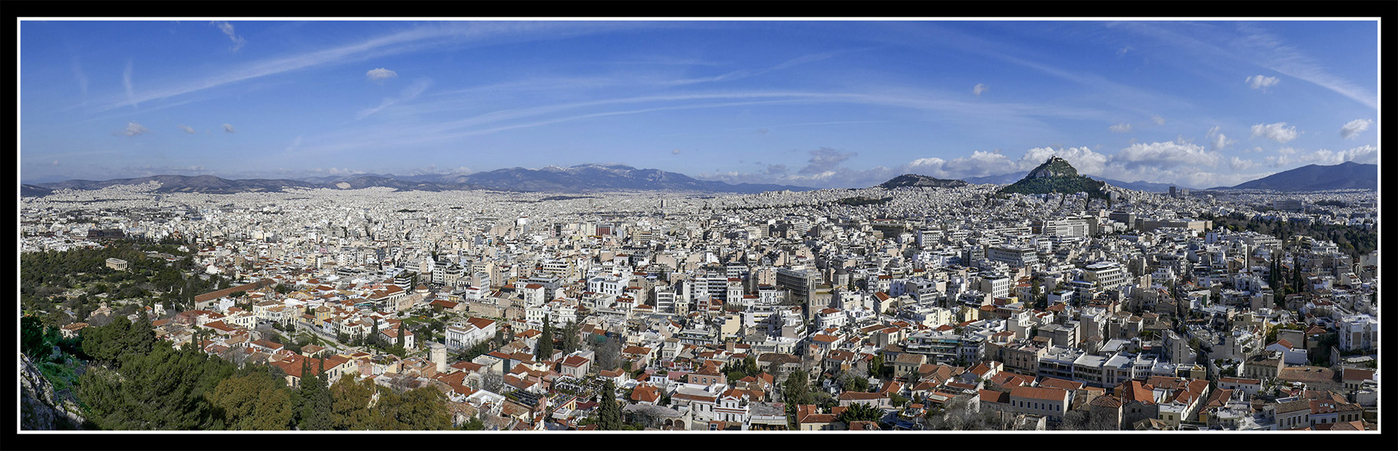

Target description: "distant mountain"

left=461, top=164, right=808, bottom=193
left=998, top=156, right=1108, bottom=199
left=964, top=172, right=1027, bottom=185
left=1213, top=161, right=1378, bottom=191
left=30, top=175, right=320, bottom=194
left=966, top=171, right=1182, bottom=192
left=22, top=164, right=812, bottom=196
left=1095, top=178, right=1187, bottom=193
left=876, top=174, right=968, bottom=189
left=21, top=184, right=53, bottom=197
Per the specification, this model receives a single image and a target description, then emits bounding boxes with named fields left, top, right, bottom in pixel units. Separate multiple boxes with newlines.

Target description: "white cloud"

left=179, top=124, right=196, bottom=134
left=1229, top=156, right=1257, bottom=171
left=1246, top=74, right=1280, bottom=90
left=1251, top=122, right=1298, bottom=143
left=671, top=149, right=681, bottom=155
left=1206, top=126, right=1234, bottom=150
left=1339, top=145, right=1377, bottom=164
left=118, top=122, right=148, bottom=136
left=1340, top=119, right=1372, bottom=139
left=366, top=68, right=398, bottom=83
left=212, top=21, right=246, bottom=52
left=1109, top=122, right=1132, bottom=133
left=1113, top=141, right=1220, bottom=168
left=222, top=123, right=236, bottom=133
left=1151, top=116, right=1165, bottom=126
left=1263, top=146, right=1375, bottom=167
left=973, top=83, right=988, bottom=96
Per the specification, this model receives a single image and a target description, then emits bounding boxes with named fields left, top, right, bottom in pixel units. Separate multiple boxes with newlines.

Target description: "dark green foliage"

left=723, top=355, right=762, bottom=382
left=561, top=319, right=580, bottom=354
left=22, top=316, right=60, bottom=361
left=999, top=175, right=1108, bottom=199
left=837, top=402, right=885, bottom=424
left=77, top=342, right=234, bottom=429
left=294, top=359, right=333, bottom=430
left=81, top=316, right=156, bottom=370
left=209, top=371, right=293, bottom=430
left=536, top=315, right=554, bottom=360
left=597, top=380, right=622, bottom=430
left=389, top=387, right=453, bottom=430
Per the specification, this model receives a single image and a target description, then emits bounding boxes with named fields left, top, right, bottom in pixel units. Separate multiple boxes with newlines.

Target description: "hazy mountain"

left=998, top=156, right=1108, bottom=199
left=458, top=164, right=809, bottom=193
left=876, top=174, right=968, bottom=189
left=1212, top=162, right=1378, bottom=191
left=23, top=164, right=811, bottom=196
left=1095, top=178, right=1186, bottom=192
left=30, top=175, right=319, bottom=194
left=963, top=172, right=1027, bottom=185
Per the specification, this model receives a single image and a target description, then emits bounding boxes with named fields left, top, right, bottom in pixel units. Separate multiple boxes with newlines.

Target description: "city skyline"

left=20, top=18, right=1379, bottom=188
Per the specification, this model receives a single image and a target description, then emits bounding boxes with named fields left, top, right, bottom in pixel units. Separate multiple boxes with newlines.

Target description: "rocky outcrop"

left=20, top=353, right=85, bottom=430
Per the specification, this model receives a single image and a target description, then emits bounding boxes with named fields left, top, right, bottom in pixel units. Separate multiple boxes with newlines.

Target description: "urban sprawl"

left=20, top=181, right=1378, bottom=431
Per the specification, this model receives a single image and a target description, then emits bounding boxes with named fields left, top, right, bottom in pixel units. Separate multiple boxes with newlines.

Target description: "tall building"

left=776, top=266, right=821, bottom=317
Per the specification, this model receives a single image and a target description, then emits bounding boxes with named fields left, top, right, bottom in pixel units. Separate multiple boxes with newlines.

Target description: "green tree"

left=837, top=402, right=884, bottom=424
left=77, top=342, right=233, bottom=429
left=391, top=387, right=453, bottom=430
left=561, top=319, right=580, bottom=354
left=536, top=315, right=554, bottom=361
left=396, top=322, right=405, bottom=349
left=209, top=371, right=293, bottom=430
left=294, top=358, right=333, bottom=430
left=21, top=315, right=60, bottom=361
left=329, top=376, right=377, bottom=430
left=598, top=380, right=622, bottom=430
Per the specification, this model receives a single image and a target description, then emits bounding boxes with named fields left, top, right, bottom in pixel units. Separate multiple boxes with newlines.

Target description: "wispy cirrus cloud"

left=70, top=57, right=88, bottom=104
left=89, top=22, right=654, bottom=114
left=357, top=77, right=432, bottom=119
left=212, top=21, right=246, bottom=52
left=122, top=59, right=136, bottom=108
left=1120, top=22, right=1374, bottom=109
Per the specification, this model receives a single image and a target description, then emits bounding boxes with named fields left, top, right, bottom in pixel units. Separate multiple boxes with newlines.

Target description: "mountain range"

left=1209, top=161, right=1378, bottom=191
left=20, top=161, right=1377, bottom=197
left=19, top=164, right=811, bottom=197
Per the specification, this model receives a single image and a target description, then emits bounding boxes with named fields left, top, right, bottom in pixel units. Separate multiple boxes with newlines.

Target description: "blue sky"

left=19, top=19, right=1379, bottom=188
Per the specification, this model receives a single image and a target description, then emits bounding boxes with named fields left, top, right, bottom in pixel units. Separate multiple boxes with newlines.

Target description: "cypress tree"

left=536, top=315, right=554, bottom=361
left=598, top=379, right=621, bottom=430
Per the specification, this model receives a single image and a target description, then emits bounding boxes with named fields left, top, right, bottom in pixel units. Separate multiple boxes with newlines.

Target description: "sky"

left=19, top=19, right=1380, bottom=188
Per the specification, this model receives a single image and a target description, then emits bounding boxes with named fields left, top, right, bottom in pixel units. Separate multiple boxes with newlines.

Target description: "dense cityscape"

left=17, top=17, right=1381, bottom=441
left=19, top=168, right=1378, bottom=432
